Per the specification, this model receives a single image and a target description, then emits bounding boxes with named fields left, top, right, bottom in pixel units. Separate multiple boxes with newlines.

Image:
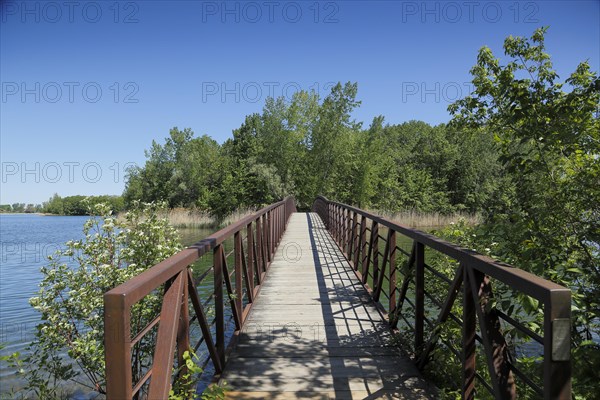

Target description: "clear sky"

left=1, top=0, right=598, bottom=204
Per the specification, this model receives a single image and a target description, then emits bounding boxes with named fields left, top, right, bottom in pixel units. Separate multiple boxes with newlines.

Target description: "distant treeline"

left=43, top=194, right=125, bottom=215
left=0, top=203, right=43, bottom=213
left=0, top=195, right=125, bottom=215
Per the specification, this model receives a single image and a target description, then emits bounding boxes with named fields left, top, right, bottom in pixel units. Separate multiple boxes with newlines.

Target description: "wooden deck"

left=222, top=213, right=437, bottom=399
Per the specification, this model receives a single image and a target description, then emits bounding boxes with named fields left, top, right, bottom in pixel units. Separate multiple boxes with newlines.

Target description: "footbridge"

left=104, top=197, right=571, bottom=399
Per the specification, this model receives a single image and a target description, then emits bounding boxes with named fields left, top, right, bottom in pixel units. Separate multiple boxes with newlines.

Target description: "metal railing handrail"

left=106, top=200, right=291, bottom=306
left=312, top=195, right=571, bottom=400
left=104, top=197, right=296, bottom=399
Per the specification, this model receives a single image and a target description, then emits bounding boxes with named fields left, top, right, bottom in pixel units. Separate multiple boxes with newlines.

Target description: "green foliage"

left=42, top=194, right=125, bottom=215
left=167, top=348, right=228, bottom=400
left=447, top=27, right=599, bottom=398
left=201, top=381, right=228, bottom=400
left=450, top=27, right=599, bottom=334
left=169, top=349, right=203, bottom=400
left=376, top=27, right=600, bottom=398
left=124, top=82, right=500, bottom=216
left=0, top=203, right=42, bottom=213
left=16, top=201, right=181, bottom=398
left=123, top=128, right=222, bottom=211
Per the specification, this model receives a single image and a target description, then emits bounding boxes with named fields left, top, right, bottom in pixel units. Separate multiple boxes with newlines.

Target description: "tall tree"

left=449, top=27, right=600, bottom=395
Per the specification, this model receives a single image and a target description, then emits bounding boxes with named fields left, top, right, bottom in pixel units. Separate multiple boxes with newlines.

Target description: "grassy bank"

left=155, top=208, right=256, bottom=229
left=159, top=207, right=482, bottom=230
left=372, top=209, right=482, bottom=228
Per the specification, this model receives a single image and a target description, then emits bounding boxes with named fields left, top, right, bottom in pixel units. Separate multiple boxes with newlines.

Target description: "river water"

left=0, top=213, right=212, bottom=397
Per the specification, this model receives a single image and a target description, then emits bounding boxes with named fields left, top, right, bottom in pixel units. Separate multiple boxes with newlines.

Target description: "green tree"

left=11, top=203, right=25, bottom=213
left=17, top=201, right=182, bottom=397
left=449, top=27, right=600, bottom=397
left=123, top=128, right=194, bottom=208
left=307, top=82, right=362, bottom=205
left=44, top=194, right=64, bottom=214
left=172, top=135, right=222, bottom=209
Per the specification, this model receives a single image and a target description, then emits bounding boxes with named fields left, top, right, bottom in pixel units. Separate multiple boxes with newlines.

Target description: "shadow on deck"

left=221, top=213, right=437, bottom=399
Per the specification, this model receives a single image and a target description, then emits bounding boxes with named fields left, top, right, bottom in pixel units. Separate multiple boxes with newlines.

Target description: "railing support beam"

left=463, top=264, right=476, bottom=400
left=415, top=241, right=425, bottom=354
left=214, top=244, right=225, bottom=368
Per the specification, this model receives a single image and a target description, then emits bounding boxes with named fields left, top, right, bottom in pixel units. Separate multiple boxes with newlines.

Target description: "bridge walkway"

left=222, top=212, right=437, bottom=399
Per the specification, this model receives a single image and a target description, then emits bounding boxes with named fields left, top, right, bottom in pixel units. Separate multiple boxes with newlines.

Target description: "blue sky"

left=1, top=0, right=599, bottom=204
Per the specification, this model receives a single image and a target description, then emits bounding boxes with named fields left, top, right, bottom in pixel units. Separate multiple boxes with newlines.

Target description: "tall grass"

left=372, top=209, right=482, bottom=228
left=158, top=208, right=213, bottom=228
left=116, top=207, right=257, bottom=229
left=160, top=208, right=256, bottom=229
left=120, top=206, right=480, bottom=230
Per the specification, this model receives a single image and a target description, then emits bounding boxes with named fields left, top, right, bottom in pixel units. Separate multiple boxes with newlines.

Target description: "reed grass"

left=159, top=208, right=214, bottom=228
left=371, top=209, right=482, bottom=228
left=161, top=207, right=256, bottom=229
left=119, top=206, right=480, bottom=230
left=116, top=207, right=256, bottom=229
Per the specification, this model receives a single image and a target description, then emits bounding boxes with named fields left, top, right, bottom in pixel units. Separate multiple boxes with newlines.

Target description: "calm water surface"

left=0, top=214, right=212, bottom=396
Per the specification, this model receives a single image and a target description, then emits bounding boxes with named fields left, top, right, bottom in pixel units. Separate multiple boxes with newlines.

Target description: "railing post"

left=270, top=209, right=274, bottom=255
left=234, top=231, right=243, bottom=325
left=277, top=206, right=281, bottom=244
left=337, top=205, right=341, bottom=244
left=214, top=244, right=225, bottom=367
left=255, top=216, right=264, bottom=276
left=372, top=222, right=379, bottom=286
left=270, top=210, right=275, bottom=256
left=340, top=208, right=345, bottom=249
left=343, top=208, right=348, bottom=254
left=362, top=219, right=376, bottom=283
left=463, top=263, right=476, bottom=400
left=274, top=208, right=278, bottom=247
left=246, top=223, right=255, bottom=300
left=177, top=270, right=190, bottom=375
left=104, top=293, right=132, bottom=399
left=415, top=241, right=425, bottom=354
left=346, top=208, right=352, bottom=255
left=359, top=215, right=367, bottom=273
left=333, top=205, right=338, bottom=243
left=388, top=230, right=397, bottom=314
left=339, top=206, right=343, bottom=245
left=265, top=211, right=269, bottom=260
left=263, top=214, right=271, bottom=264
left=544, top=290, right=571, bottom=399
left=350, top=211, right=358, bottom=267
left=329, top=203, right=332, bottom=233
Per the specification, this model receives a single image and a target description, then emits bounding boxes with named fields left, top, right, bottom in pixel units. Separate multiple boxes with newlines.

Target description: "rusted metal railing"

left=104, top=197, right=296, bottom=399
left=312, top=196, right=571, bottom=400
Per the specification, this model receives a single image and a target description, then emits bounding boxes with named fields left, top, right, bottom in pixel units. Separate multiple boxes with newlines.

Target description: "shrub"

left=16, top=201, right=181, bottom=397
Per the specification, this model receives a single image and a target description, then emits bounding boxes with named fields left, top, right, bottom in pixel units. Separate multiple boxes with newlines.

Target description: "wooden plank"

left=226, top=389, right=434, bottom=399
left=231, top=345, right=402, bottom=358
left=223, top=375, right=433, bottom=393
left=219, top=213, right=436, bottom=398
